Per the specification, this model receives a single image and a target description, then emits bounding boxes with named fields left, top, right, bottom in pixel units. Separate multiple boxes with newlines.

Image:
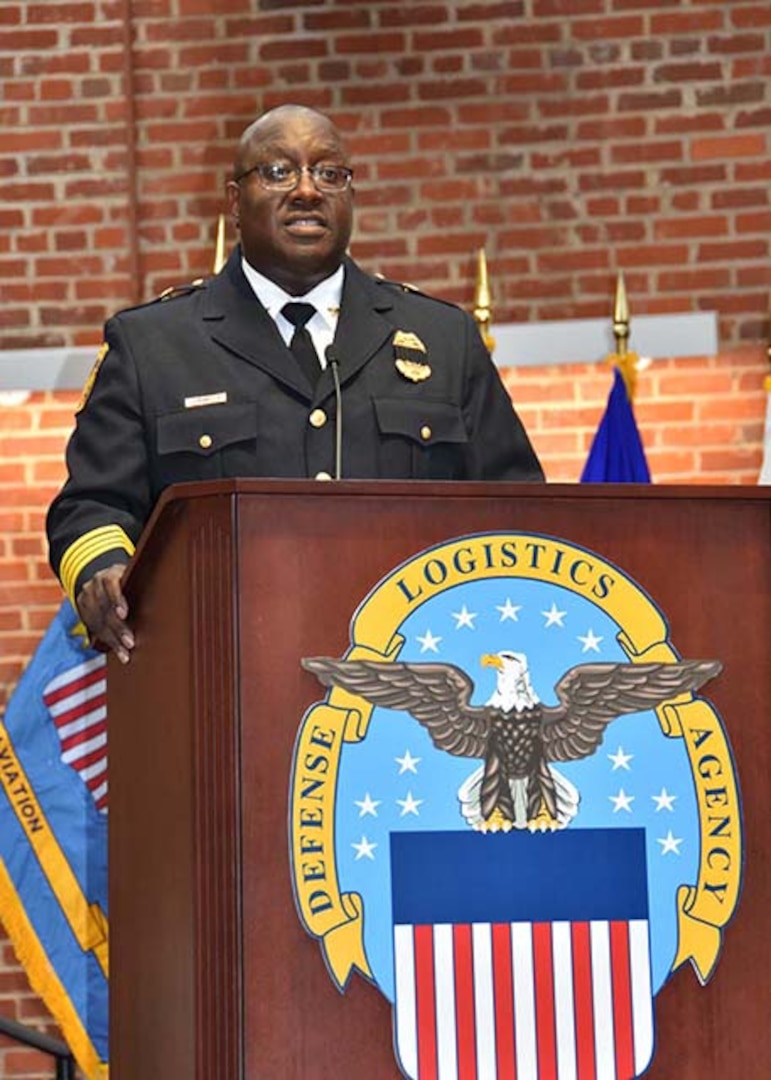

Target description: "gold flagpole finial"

left=473, top=247, right=496, bottom=355
left=610, top=271, right=638, bottom=401
left=613, top=271, right=630, bottom=357
left=213, top=213, right=227, bottom=274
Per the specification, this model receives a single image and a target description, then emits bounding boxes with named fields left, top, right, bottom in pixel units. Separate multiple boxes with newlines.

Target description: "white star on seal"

left=608, top=746, right=634, bottom=771
left=416, top=629, right=442, bottom=653
left=397, top=791, right=423, bottom=816
left=657, top=830, right=683, bottom=855
left=496, top=598, right=522, bottom=622
left=451, top=605, right=477, bottom=630
left=578, top=628, right=603, bottom=653
left=354, top=793, right=381, bottom=817
left=352, top=836, right=377, bottom=860
left=652, top=788, right=677, bottom=812
left=395, top=749, right=421, bottom=774
left=609, top=788, right=635, bottom=813
left=542, top=602, right=567, bottom=628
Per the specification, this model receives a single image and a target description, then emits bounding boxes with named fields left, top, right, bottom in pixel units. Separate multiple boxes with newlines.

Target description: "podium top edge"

left=148, top=477, right=770, bottom=524
left=124, top=478, right=768, bottom=590
left=153, top=477, right=769, bottom=502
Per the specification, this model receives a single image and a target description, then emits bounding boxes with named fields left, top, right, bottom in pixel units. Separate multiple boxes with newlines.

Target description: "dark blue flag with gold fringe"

left=0, top=600, right=108, bottom=1078
left=581, top=366, right=651, bottom=483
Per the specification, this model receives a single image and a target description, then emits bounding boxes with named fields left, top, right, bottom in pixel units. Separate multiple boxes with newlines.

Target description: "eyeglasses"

left=234, top=162, right=354, bottom=193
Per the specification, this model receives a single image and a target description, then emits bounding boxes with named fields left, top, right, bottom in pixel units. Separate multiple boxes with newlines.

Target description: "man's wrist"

left=59, top=525, right=135, bottom=607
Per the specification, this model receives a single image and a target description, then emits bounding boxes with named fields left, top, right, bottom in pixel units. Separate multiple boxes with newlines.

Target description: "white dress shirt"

left=240, top=257, right=344, bottom=370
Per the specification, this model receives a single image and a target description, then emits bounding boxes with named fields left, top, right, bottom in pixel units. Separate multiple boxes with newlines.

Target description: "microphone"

left=325, top=345, right=343, bottom=480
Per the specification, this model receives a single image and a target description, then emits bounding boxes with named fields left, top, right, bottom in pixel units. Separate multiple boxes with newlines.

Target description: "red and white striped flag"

left=43, top=655, right=108, bottom=813
left=394, top=918, right=653, bottom=1080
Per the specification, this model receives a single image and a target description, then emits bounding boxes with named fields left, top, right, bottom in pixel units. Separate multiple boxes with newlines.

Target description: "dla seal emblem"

left=290, top=532, right=742, bottom=1080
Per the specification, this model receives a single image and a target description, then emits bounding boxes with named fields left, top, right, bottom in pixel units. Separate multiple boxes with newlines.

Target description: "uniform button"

left=315, top=471, right=332, bottom=481
left=199, top=434, right=213, bottom=449
left=420, top=425, right=432, bottom=441
left=309, top=408, right=327, bottom=428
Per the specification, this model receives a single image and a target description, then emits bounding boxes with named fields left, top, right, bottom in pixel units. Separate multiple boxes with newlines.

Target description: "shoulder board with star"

left=374, top=272, right=422, bottom=294
left=109, top=277, right=209, bottom=320
left=374, top=273, right=459, bottom=308
left=154, top=277, right=208, bottom=302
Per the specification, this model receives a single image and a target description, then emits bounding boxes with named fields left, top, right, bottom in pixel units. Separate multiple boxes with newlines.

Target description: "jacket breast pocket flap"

left=373, top=398, right=468, bottom=446
left=157, top=402, right=257, bottom=457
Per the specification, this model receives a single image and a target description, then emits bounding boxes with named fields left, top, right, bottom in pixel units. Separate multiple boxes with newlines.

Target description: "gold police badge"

left=393, top=330, right=431, bottom=383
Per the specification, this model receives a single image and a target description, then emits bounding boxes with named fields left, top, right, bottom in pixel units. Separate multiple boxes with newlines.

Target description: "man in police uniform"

left=47, top=104, right=543, bottom=661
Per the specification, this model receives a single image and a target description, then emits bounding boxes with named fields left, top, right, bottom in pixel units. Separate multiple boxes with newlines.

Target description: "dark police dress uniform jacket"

left=47, top=248, right=543, bottom=603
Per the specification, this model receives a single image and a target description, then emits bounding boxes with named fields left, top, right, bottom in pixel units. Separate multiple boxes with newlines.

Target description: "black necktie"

left=282, top=302, right=320, bottom=388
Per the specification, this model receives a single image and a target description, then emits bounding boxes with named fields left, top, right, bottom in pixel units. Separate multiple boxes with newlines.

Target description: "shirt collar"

left=240, top=257, right=344, bottom=331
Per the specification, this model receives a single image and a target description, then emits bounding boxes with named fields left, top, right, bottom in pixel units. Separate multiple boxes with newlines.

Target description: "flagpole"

left=580, top=273, right=651, bottom=482
left=759, top=327, right=771, bottom=482
left=213, top=212, right=227, bottom=274
left=473, top=248, right=495, bottom=356
left=612, top=272, right=638, bottom=402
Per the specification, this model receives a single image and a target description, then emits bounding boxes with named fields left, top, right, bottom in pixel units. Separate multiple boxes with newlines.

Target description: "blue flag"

left=581, top=366, right=651, bottom=482
left=0, top=600, right=108, bottom=1078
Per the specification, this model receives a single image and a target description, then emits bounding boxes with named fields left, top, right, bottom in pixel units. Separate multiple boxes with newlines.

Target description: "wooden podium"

left=107, top=480, right=770, bottom=1079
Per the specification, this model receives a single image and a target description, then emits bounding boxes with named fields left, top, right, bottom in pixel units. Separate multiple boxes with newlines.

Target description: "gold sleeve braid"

left=59, top=525, right=136, bottom=607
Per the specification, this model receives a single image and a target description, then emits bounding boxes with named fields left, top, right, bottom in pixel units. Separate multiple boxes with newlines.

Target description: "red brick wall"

left=1, top=1, right=769, bottom=1075
left=2, top=0, right=770, bottom=345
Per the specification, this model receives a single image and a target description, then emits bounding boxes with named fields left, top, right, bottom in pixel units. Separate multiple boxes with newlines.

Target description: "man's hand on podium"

left=76, top=564, right=135, bottom=664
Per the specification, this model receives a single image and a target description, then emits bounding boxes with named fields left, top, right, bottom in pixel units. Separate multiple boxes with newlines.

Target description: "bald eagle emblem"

left=303, top=652, right=721, bottom=831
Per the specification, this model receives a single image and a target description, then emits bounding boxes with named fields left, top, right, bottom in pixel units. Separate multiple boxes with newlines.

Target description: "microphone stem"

left=329, top=358, right=343, bottom=480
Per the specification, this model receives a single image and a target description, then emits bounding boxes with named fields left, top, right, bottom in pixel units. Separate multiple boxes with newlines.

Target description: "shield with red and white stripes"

left=43, top=655, right=108, bottom=813
left=391, top=829, right=653, bottom=1080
